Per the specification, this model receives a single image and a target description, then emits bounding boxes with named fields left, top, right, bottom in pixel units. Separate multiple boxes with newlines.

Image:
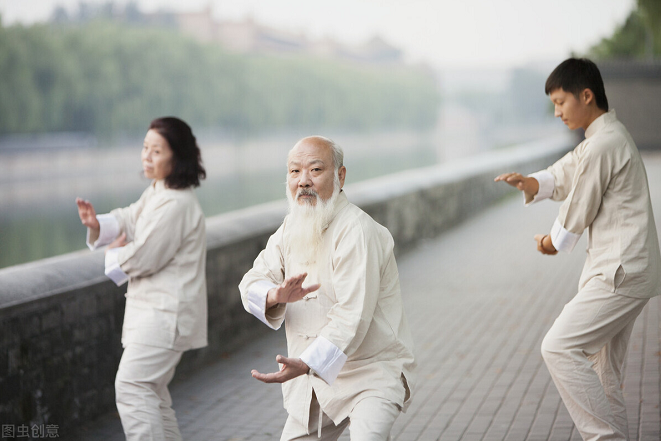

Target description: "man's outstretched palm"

left=256, top=274, right=319, bottom=384
left=266, top=273, right=320, bottom=309
left=494, top=172, right=539, bottom=196
left=251, top=355, right=309, bottom=383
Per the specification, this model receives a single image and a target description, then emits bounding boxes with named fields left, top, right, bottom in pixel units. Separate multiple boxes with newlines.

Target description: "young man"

left=495, top=58, right=661, bottom=440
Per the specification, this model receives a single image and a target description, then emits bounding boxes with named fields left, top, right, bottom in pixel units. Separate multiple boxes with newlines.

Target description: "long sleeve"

left=110, top=186, right=151, bottom=243
left=301, top=221, right=385, bottom=384
left=84, top=213, right=128, bottom=286
left=523, top=148, right=579, bottom=206
left=300, top=336, right=347, bottom=384
left=524, top=171, right=555, bottom=206
left=86, top=214, right=120, bottom=250
left=552, top=142, right=615, bottom=253
left=238, top=225, right=287, bottom=329
left=116, top=198, right=185, bottom=278
left=547, top=147, right=580, bottom=202
left=104, top=247, right=129, bottom=286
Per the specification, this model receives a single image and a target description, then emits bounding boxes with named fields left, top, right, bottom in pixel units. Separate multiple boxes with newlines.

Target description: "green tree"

left=0, top=21, right=440, bottom=138
left=589, top=0, right=661, bottom=59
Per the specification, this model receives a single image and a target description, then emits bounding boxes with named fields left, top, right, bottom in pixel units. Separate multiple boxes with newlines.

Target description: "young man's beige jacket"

left=239, top=191, right=416, bottom=429
left=530, top=109, right=661, bottom=440
left=528, top=110, right=661, bottom=298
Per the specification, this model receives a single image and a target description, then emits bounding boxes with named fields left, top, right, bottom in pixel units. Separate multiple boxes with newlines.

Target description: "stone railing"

left=0, top=134, right=572, bottom=434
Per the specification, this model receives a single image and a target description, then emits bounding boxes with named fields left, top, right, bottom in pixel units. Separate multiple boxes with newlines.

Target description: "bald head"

left=287, top=136, right=346, bottom=204
left=289, top=136, right=343, bottom=171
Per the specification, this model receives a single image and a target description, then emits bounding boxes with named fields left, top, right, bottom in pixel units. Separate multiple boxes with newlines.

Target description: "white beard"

left=286, top=178, right=340, bottom=270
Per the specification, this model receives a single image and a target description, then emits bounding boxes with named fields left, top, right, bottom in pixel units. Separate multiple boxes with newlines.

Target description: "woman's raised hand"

left=75, top=197, right=100, bottom=231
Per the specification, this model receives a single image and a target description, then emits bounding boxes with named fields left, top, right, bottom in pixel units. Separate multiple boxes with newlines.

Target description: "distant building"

left=152, top=6, right=403, bottom=65
left=173, top=5, right=218, bottom=43
left=217, top=16, right=309, bottom=54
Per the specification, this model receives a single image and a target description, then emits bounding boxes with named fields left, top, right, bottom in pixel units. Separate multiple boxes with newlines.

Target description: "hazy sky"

left=0, top=0, right=635, bottom=69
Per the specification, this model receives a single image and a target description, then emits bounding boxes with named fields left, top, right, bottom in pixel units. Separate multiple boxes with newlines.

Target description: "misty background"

left=0, top=0, right=659, bottom=268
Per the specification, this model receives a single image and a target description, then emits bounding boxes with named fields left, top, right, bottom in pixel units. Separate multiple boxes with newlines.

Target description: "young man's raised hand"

left=494, top=172, right=539, bottom=199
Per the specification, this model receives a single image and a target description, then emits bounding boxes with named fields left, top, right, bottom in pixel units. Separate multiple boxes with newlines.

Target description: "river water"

left=0, top=114, right=565, bottom=269
left=0, top=131, right=441, bottom=269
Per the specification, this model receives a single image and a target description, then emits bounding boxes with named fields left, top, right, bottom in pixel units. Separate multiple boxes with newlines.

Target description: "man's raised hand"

left=266, top=273, right=320, bottom=309
left=494, top=172, right=539, bottom=198
left=251, top=355, right=310, bottom=384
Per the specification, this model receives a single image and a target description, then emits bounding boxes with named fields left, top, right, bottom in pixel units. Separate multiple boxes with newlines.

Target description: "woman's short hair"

left=149, top=117, right=206, bottom=189
left=545, top=58, right=609, bottom=112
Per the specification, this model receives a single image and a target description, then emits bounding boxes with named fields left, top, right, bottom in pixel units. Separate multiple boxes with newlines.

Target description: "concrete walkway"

left=73, top=153, right=661, bottom=441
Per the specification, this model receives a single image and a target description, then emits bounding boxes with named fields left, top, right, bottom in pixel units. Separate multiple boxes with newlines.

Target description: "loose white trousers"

left=541, top=283, right=648, bottom=441
left=115, top=343, right=184, bottom=441
left=280, top=394, right=400, bottom=441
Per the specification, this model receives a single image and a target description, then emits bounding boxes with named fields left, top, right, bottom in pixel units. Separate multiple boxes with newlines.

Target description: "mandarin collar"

left=585, top=109, right=616, bottom=139
left=152, top=179, right=167, bottom=192
left=324, top=190, right=349, bottom=230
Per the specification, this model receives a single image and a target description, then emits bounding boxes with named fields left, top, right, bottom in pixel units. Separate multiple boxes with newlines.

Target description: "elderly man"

left=239, top=136, right=416, bottom=440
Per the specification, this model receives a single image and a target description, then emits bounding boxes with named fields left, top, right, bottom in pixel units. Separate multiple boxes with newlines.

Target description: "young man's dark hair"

left=544, top=58, right=609, bottom=112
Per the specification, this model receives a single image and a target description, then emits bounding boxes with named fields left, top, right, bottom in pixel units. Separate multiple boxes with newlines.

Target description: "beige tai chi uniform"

left=526, top=110, right=661, bottom=441
left=239, top=191, right=416, bottom=441
left=87, top=179, right=208, bottom=441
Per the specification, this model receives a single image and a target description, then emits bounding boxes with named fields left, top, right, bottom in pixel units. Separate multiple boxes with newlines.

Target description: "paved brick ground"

left=73, top=153, right=661, bottom=441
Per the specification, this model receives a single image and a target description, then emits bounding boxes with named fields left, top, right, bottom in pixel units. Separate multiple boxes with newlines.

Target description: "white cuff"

left=524, top=171, right=555, bottom=206
left=299, top=335, right=347, bottom=385
left=87, top=214, right=120, bottom=250
left=104, top=247, right=129, bottom=286
left=247, top=280, right=281, bottom=330
left=550, top=218, right=581, bottom=253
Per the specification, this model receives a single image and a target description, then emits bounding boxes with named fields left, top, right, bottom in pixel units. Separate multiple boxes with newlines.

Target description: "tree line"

left=0, top=19, right=441, bottom=138
left=589, top=0, right=661, bottom=60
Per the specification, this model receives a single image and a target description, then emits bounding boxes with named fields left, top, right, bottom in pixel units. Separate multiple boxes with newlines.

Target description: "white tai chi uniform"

left=526, top=110, right=661, bottom=441
left=239, top=191, right=416, bottom=440
left=87, top=179, right=207, bottom=441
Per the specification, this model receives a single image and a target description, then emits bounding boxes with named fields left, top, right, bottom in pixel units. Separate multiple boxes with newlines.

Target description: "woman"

left=76, top=117, right=207, bottom=441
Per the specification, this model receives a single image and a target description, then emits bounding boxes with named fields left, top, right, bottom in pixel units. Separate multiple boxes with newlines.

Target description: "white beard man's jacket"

left=239, top=191, right=416, bottom=429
